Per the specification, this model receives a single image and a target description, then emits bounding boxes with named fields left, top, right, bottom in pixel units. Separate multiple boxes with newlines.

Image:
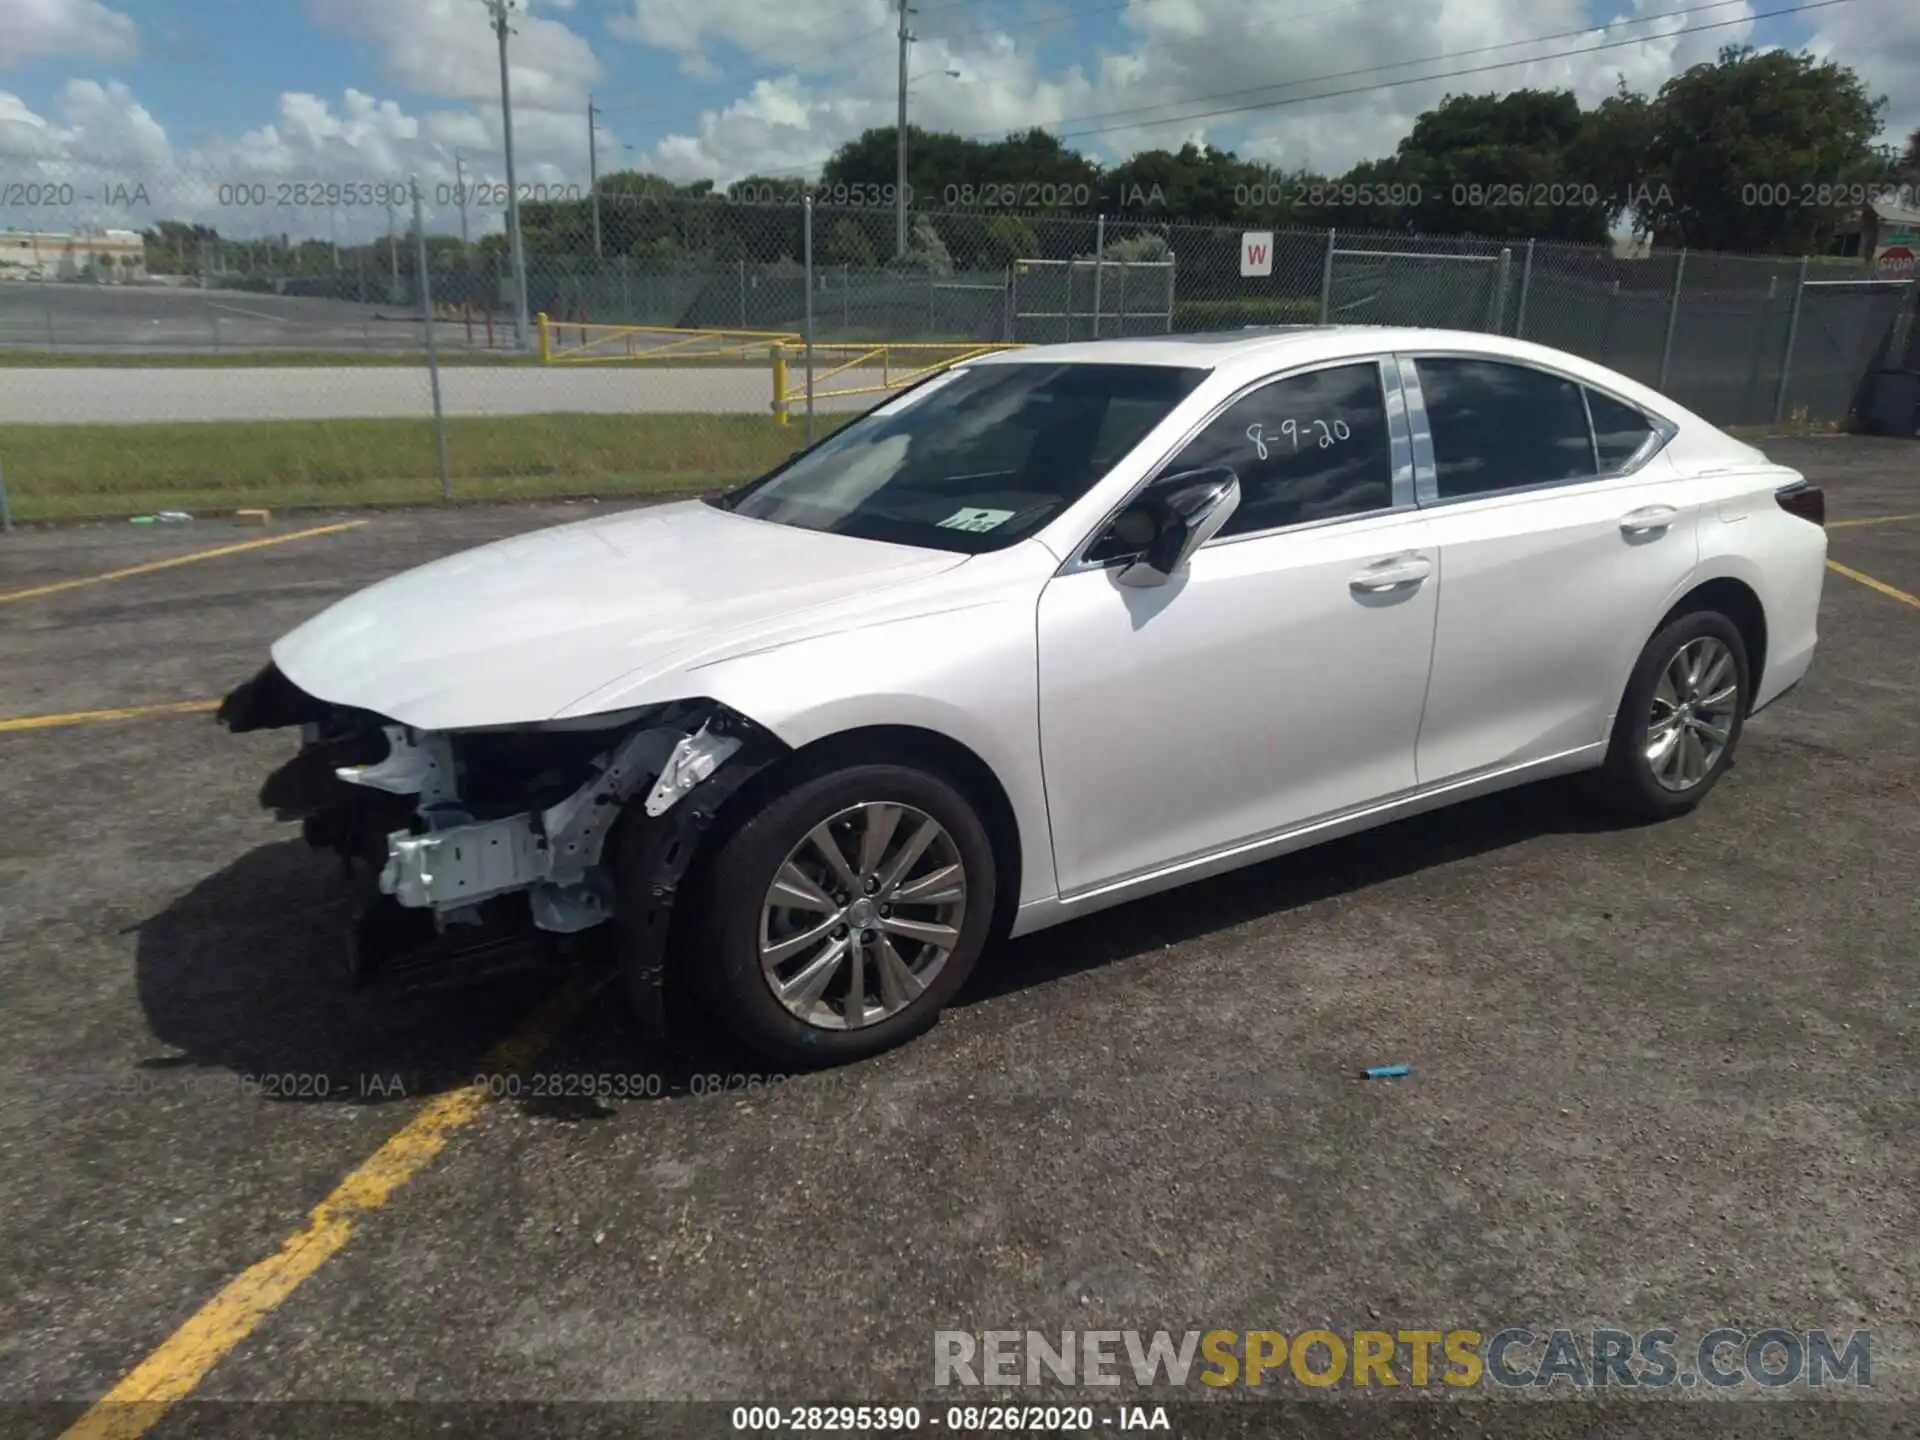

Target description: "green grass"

left=0, top=413, right=849, bottom=522
left=0, top=349, right=540, bottom=368
left=0, top=339, right=1015, bottom=369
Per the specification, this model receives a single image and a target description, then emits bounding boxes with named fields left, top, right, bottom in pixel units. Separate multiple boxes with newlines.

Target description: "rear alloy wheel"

left=694, top=763, right=995, bottom=1065
left=1599, top=611, right=1750, bottom=819
left=1644, top=635, right=1741, bottom=792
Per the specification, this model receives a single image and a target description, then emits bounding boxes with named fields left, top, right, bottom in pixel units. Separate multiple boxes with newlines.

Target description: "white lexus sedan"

left=221, top=327, right=1827, bottom=1065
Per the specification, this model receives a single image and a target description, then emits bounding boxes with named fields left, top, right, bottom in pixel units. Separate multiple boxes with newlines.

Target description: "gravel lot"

left=0, top=438, right=1915, bottom=1439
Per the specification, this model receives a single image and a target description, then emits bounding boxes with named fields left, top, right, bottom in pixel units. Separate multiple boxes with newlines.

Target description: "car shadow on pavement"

left=134, top=837, right=560, bottom=1106
left=966, top=774, right=1649, bottom=1005
left=133, top=776, right=1650, bottom=1108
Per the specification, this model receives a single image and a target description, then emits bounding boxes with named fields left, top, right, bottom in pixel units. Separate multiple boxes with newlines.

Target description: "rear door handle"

left=1620, top=504, right=1679, bottom=535
left=1349, top=554, right=1432, bottom=592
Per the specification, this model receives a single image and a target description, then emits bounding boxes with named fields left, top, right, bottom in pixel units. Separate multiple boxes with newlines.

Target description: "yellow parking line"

left=0, top=520, right=367, bottom=606
left=1828, top=559, right=1920, bottom=612
left=59, top=977, right=594, bottom=1440
left=0, top=700, right=219, bottom=734
left=1829, top=512, right=1920, bottom=530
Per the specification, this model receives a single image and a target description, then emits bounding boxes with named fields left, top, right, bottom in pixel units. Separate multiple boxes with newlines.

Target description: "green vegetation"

left=0, top=349, right=539, bottom=368
left=1173, top=298, right=1324, bottom=329
left=0, top=413, right=847, bottom=522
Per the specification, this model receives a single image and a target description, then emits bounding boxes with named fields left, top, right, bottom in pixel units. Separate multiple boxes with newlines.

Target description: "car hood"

left=271, top=500, right=969, bottom=730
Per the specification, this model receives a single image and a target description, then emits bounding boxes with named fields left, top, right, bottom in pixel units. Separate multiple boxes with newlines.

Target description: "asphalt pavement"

left=0, top=439, right=1915, bottom=1437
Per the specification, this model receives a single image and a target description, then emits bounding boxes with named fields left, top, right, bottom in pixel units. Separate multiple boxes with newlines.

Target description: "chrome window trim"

left=1396, top=355, right=1438, bottom=506
left=1060, top=353, right=1418, bottom=575
left=1399, top=350, right=1680, bottom=508
left=1580, top=386, right=1602, bottom=473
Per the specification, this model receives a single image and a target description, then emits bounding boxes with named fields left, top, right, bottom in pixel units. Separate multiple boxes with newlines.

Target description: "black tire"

left=685, top=761, right=997, bottom=1067
left=1596, top=609, right=1750, bottom=820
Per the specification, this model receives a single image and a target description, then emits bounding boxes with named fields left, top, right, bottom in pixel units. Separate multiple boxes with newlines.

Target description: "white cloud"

left=1809, top=0, right=1920, bottom=143
left=0, top=0, right=137, bottom=70
left=617, top=0, right=1777, bottom=182
left=609, top=0, right=891, bottom=75
left=307, top=0, right=601, bottom=112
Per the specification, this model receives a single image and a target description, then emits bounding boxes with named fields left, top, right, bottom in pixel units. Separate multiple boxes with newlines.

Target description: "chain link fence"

left=1, top=159, right=1915, bottom=522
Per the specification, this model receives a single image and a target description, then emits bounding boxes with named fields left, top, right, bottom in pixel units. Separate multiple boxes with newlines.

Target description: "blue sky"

left=0, top=0, right=1908, bottom=239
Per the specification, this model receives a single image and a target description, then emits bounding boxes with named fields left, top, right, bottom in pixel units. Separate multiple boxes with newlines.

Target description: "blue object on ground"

left=1364, top=1064, right=1412, bottom=1079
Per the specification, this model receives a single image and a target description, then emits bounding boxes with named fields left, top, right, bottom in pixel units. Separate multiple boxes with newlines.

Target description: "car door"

left=1403, top=354, right=1702, bottom=785
left=1036, top=357, right=1439, bottom=897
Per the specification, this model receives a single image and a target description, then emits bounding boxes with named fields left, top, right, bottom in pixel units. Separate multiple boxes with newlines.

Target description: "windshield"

left=716, top=362, right=1208, bottom=554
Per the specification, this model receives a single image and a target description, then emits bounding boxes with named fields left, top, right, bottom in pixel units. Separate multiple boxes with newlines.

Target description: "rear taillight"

left=1775, top=482, right=1825, bottom=528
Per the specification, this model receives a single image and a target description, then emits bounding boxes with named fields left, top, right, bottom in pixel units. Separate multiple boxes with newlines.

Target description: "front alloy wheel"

left=758, top=802, right=968, bottom=1030
left=684, top=760, right=997, bottom=1065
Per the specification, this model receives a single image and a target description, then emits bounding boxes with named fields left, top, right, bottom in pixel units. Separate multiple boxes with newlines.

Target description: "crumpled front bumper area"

left=365, top=718, right=743, bottom=933
left=220, top=665, right=784, bottom=994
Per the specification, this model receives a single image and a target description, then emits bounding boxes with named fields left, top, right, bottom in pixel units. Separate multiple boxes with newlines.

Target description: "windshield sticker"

left=936, top=506, right=1017, bottom=533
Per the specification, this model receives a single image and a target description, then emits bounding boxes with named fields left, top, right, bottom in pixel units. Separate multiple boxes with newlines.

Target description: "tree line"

left=153, top=46, right=1920, bottom=276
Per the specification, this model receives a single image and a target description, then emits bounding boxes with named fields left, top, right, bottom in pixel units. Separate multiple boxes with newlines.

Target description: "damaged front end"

left=219, top=664, right=783, bottom=1022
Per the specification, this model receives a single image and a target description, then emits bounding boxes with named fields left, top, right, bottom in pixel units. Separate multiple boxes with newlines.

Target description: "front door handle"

left=1619, top=504, right=1679, bottom=536
left=1349, top=554, right=1432, bottom=592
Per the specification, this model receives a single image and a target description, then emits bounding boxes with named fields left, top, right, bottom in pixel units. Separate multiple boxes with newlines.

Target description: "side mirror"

left=1116, top=467, right=1241, bottom=587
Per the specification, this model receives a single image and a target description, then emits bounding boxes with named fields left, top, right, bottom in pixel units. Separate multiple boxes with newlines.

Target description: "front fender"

left=620, top=592, right=1058, bottom=912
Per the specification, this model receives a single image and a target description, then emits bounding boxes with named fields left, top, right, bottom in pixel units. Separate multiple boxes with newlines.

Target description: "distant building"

left=1831, top=198, right=1920, bottom=276
left=0, top=229, right=149, bottom=283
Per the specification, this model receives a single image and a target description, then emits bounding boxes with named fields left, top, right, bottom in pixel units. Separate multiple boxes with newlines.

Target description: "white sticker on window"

left=936, top=506, right=1017, bottom=533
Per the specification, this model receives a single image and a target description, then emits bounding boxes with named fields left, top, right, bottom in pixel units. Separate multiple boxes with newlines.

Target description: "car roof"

left=971, top=325, right=1591, bottom=370
left=967, top=325, right=1697, bottom=427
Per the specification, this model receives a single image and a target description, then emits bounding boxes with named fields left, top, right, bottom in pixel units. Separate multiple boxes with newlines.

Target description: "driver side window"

left=1165, top=362, right=1396, bottom=538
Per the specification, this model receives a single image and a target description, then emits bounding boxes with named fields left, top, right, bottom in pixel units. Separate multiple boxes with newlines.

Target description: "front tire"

left=1597, top=610, right=1750, bottom=819
left=688, top=761, right=997, bottom=1066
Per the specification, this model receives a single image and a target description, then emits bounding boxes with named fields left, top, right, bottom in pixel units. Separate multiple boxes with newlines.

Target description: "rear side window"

left=1587, top=388, right=1659, bottom=472
left=1417, top=358, right=1596, bottom=499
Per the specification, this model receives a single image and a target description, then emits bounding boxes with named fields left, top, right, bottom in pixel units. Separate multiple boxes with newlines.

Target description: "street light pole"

left=895, top=0, right=912, bottom=259
left=588, top=94, right=603, bottom=260
left=454, top=153, right=471, bottom=248
left=486, top=0, right=532, bottom=350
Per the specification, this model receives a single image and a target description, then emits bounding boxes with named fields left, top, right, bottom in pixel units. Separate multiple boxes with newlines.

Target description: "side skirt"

left=1008, top=742, right=1607, bottom=938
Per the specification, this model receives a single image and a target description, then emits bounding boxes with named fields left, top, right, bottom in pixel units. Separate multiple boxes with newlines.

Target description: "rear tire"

left=688, top=761, right=996, bottom=1067
left=1596, top=610, right=1750, bottom=820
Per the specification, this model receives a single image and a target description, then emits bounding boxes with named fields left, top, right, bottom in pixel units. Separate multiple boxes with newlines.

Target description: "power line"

left=1047, top=0, right=1853, bottom=141
left=999, top=0, right=1759, bottom=138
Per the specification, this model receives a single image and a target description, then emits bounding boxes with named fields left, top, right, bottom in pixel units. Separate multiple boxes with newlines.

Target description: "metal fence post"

left=0, top=457, right=12, bottom=534
left=1319, top=229, right=1337, bottom=323
left=739, top=257, right=748, bottom=329
left=413, top=178, right=452, bottom=502
left=803, top=194, right=815, bottom=444
left=1514, top=238, right=1535, bottom=339
left=1658, top=247, right=1688, bottom=392
left=1092, top=213, right=1106, bottom=339
left=1490, top=247, right=1513, bottom=333
left=1773, top=255, right=1812, bottom=424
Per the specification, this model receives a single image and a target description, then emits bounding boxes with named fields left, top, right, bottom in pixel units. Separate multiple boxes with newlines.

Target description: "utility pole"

left=486, top=0, right=532, bottom=350
left=453, top=153, right=471, bottom=248
left=896, top=0, right=913, bottom=259
left=386, top=197, right=400, bottom=297
left=588, top=94, right=603, bottom=260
